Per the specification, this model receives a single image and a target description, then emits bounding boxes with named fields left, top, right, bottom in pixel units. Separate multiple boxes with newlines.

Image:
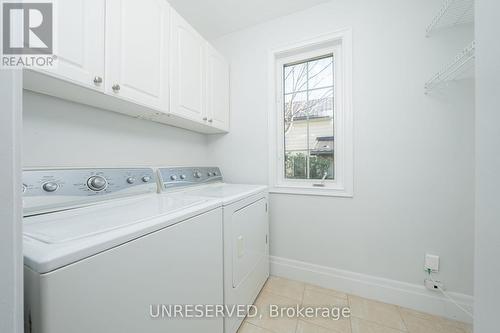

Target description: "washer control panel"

left=158, top=167, right=222, bottom=190
left=23, top=168, right=156, bottom=196
left=23, top=168, right=157, bottom=216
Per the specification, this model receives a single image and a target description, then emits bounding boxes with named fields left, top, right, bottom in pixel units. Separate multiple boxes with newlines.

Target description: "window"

left=284, top=54, right=335, bottom=181
left=269, top=31, right=353, bottom=196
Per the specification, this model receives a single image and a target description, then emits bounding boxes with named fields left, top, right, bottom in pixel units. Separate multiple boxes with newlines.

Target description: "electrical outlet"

left=424, top=254, right=439, bottom=272
left=425, top=279, right=444, bottom=292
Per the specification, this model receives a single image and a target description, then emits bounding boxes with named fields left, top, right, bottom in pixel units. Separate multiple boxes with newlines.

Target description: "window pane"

left=284, top=91, right=308, bottom=124
left=283, top=54, right=335, bottom=181
left=284, top=92, right=308, bottom=179
left=308, top=118, right=334, bottom=180
left=308, top=87, right=334, bottom=180
left=308, top=57, right=333, bottom=89
left=284, top=114, right=308, bottom=160
left=308, top=87, right=333, bottom=119
left=284, top=62, right=307, bottom=94
left=285, top=151, right=307, bottom=179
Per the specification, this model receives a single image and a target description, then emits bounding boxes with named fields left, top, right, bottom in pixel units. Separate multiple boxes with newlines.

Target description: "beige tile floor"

left=238, top=276, right=473, bottom=333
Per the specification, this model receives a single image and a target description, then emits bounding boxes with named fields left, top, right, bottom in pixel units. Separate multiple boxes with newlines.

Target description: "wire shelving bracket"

left=425, top=41, right=475, bottom=94
left=426, top=0, right=474, bottom=37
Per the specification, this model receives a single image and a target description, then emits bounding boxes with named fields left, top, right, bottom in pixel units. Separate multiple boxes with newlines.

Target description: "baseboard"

left=270, top=256, right=473, bottom=324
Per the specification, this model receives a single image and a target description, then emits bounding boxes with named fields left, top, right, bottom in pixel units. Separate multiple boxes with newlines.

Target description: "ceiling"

left=168, top=0, right=332, bottom=40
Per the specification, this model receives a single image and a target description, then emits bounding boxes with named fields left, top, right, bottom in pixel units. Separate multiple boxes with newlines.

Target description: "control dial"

left=180, top=174, right=186, bottom=180
left=42, top=182, right=59, bottom=192
left=170, top=175, right=178, bottom=181
left=87, top=176, right=107, bottom=191
left=126, top=177, right=136, bottom=184
left=194, top=171, right=202, bottom=178
left=142, top=176, right=151, bottom=183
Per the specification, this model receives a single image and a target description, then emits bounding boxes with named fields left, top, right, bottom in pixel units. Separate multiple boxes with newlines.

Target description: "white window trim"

left=268, top=29, right=353, bottom=197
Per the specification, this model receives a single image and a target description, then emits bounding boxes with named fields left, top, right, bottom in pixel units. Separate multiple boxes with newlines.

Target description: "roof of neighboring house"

left=285, top=97, right=333, bottom=120
left=310, top=136, right=334, bottom=156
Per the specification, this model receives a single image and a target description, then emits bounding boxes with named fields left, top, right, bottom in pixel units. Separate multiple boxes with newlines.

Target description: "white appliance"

left=22, top=168, right=224, bottom=333
left=157, top=167, right=269, bottom=333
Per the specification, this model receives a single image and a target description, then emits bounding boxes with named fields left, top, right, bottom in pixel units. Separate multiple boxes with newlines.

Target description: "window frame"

left=268, top=30, right=353, bottom=197
left=279, top=47, right=337, bottom=183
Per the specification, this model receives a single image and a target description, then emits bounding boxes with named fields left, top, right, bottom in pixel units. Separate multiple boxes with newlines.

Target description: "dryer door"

left=231, top=197, right=268, bottom=288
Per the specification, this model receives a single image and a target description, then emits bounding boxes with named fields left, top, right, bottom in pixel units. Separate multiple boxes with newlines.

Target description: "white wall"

left=23, top=91, right=211, bottom=168
left=209, top=0, right=475, bottom=306
left=0, top=71, right=23, bottom=333
left=474, top=0, right=500, bottom=331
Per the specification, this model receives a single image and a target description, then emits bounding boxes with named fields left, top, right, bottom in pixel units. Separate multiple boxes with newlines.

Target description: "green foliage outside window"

left=285, top=152, right=334, bottom=180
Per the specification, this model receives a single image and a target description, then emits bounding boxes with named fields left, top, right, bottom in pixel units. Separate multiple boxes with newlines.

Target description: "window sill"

left=269, top=186, right=353, bottom=198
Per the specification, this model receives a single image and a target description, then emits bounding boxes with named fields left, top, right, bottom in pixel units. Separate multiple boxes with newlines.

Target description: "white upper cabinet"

left=41, top=0, right=105, bottom=90
left=206, top=44, right=230, bottom=132
left=170, top=9, right=206, bottom=123
left=24, top=0, right=230, bottom=134
left=105, top=0, right=169, bottom=111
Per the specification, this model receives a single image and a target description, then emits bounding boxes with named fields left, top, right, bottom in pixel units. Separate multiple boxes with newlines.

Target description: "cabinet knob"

left=112, top=84, right=121, bottom=92
left=93, top=76, right=103, bottom=85
left=202, top=117, right=208, bottom=121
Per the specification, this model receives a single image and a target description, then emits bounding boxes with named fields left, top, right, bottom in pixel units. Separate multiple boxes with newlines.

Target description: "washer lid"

left=23, top=194, right=221, bottom=273
left=24, top=195, right=206, bottom=244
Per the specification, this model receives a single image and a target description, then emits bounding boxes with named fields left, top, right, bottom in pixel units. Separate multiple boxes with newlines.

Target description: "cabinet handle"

left=202, top=117, right=208, bottom=121
left=93, top=76, right=103, bottom=85
left=112, top=84, right=120, bottom=92
left=208, top=119, right=213, bottom=123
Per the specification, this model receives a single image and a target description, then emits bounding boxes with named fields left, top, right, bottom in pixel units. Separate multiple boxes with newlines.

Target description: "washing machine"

left=22, top=168, right=224, bottom=333
left=157, top=167, right=270, bottom=333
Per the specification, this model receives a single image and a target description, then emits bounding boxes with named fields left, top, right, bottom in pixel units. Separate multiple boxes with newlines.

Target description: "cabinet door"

left=41, top=0, right=105, bottom=90
left=206, top=44, right=230, bottom=132
left=105, top=0, right=168, bottom=111
left=170, top=9, right=206, bottom=122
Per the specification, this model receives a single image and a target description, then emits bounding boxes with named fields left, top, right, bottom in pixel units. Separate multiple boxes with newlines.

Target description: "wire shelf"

left=425, top=41, right=475, bottom=94
left=426, top=0, right=474, bottom=37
